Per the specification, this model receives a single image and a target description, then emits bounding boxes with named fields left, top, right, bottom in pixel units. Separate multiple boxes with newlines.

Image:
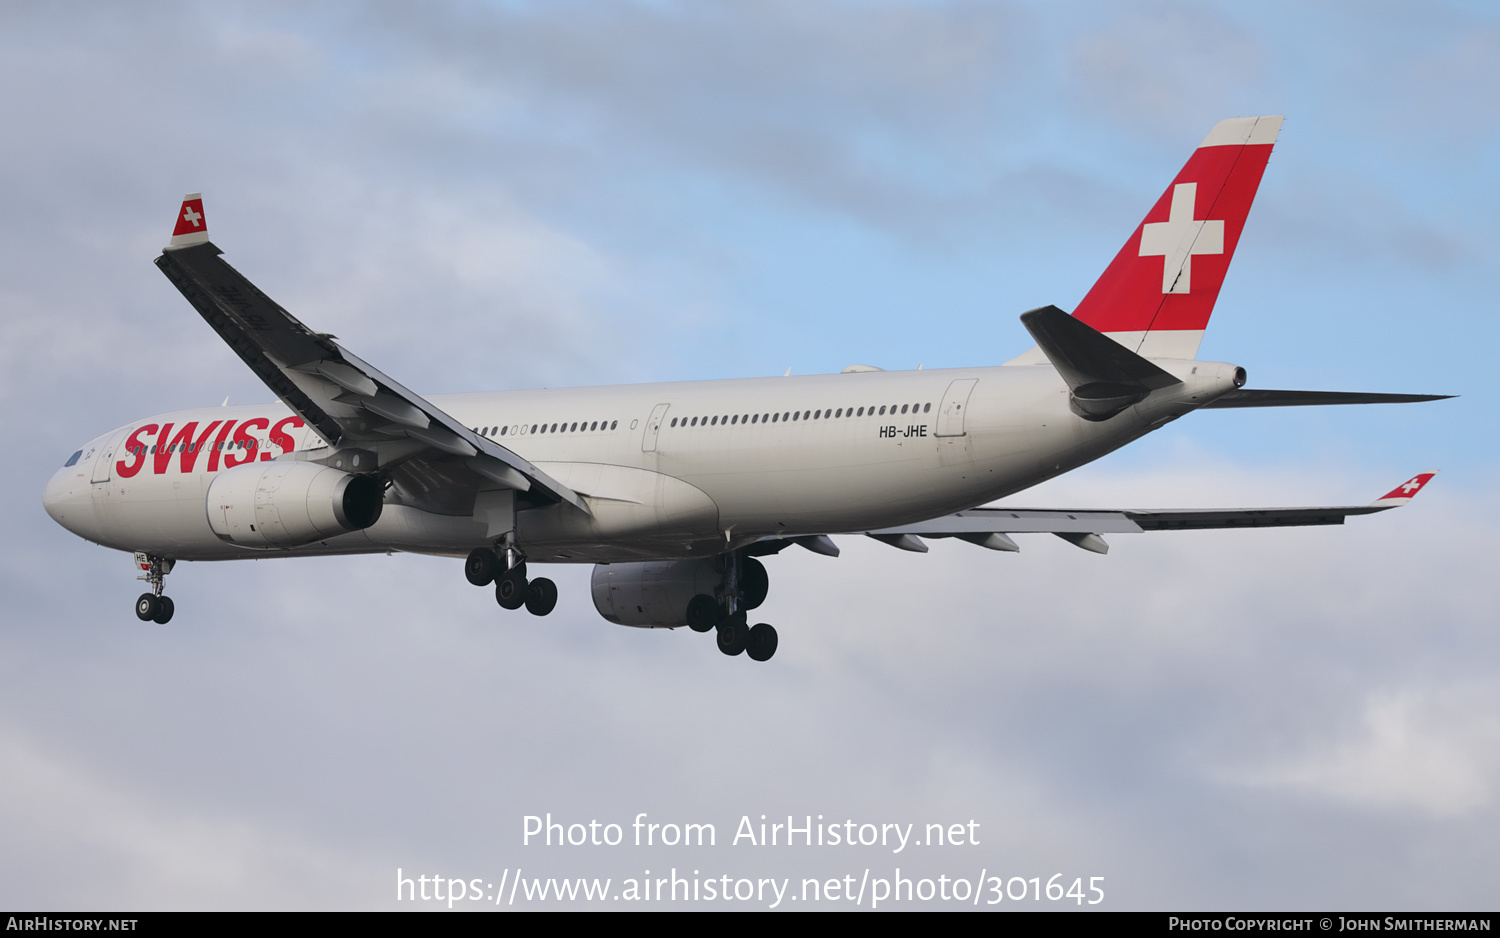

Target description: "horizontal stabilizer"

left=1202, top=389, right=1454, bottom=409
left=1020, top=305, right=1182, bottom=421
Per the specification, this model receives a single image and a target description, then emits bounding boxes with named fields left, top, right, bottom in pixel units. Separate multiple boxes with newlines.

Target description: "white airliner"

left=44, top=116, right=1446, bottom=661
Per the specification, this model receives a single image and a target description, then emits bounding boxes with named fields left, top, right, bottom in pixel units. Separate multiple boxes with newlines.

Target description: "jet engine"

left=590, top=555, right=768, bottom=628
left=205, top=461, right=384, bottom=548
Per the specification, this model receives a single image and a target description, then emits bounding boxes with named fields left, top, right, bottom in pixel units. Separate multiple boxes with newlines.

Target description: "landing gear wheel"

left=465, top=548, right=499, bottom=586
left=740, top=556, right=769, bottom=610
left=745, top=622, right=778, bottom=661
left=152, top=595, right=175, bottom=625
left=686, top=593, right=725, bottom=632
left=135, top=593, right=159, bottom=622
left=716, top=618, right=749, bottom=656
left=495, top=569, right=529, bottom=610
left=524, top=577, right=558, bottom=616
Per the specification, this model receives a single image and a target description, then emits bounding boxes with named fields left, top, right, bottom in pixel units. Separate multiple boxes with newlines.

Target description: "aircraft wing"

left=763, top=473, right=1438, bottom=556
left=154, top=194, right=588, bottom=515
left=866, top=472, right=1438, bottom=553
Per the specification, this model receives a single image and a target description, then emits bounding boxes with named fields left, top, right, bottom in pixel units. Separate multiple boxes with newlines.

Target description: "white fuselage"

left=43, top=359, right=1243, bottom=564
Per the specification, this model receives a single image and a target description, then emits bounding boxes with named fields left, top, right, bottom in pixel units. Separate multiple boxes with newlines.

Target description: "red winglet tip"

left=1374, top=471, right=1438, bottom=506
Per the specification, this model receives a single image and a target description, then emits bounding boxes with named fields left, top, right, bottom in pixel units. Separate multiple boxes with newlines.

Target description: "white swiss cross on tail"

left=1058, top=115, right=1281, bottom=364
left=167, top=193, right=210, bottom=250
left=1138, top=182, right=1224, bottom=294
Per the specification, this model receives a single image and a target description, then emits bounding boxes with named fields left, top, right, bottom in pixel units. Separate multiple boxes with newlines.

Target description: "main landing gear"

left=132, top=552, right=175, bottom=624
left=687, top=553, right=778, bottom=662
left=711, top=613, right=778, bottom=662
left=465, top=546, right=556, bottom=617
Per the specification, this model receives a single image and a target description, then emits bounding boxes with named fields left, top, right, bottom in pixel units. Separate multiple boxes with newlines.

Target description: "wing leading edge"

left=154, top=195, right=589, bottom=516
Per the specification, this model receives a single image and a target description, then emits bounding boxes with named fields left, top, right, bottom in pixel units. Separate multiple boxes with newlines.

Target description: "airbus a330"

left=44, top=116, right=1447, bottom=661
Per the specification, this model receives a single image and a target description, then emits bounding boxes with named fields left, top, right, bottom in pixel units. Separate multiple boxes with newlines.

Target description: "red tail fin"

left=1073, top=116, right=1282, bottom=359
left=168, top=193, right=209, bottom=249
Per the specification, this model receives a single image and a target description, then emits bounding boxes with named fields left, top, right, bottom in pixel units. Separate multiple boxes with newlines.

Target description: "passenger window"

left=771, top=413, right=779, bottom=423
left=901, top=404, right=909, bottom=414
left=711, top=416, right=718, bottom=426
left=924, top=403, right=931, bottom=413
left=501, top=426, right=508, bottom=435
left=590, top=422, right=598, bottom=431
left=610, top=420, right=617, bottom=430
left=878, top=406, right=886, bottom=415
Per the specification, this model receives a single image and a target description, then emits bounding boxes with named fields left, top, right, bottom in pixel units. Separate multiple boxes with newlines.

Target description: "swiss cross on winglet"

left=167, top=193, right=209, bottom=249
left=1371, top=472, right=1438, bottom=508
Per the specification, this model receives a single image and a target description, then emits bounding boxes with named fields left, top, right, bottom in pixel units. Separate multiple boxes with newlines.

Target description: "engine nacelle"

left=591, top=559, right=722, bottom=628
left=590, top=556, right=768, bottom=628
left=206, top=461, right=384, bottom=548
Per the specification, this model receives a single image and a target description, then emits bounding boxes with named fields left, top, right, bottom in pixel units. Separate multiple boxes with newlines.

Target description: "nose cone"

left=43, top=461, right=97, bottom=539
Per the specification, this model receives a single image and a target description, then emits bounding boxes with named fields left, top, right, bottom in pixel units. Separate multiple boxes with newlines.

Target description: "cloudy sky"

left=3, top=0, right=1497, bottom=911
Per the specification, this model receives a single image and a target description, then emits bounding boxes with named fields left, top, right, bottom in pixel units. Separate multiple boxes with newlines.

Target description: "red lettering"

left=115, top=424, right=157, bottom=478
left=207, top=420, right=237, bottom=472
left=151, top=423, right=178, bottom=474
left=225, top=418, right=269, bottom=468
left=269, top=416, right=305, bottom=456
left=153, top=422, right=220, bottom=474
left=178, top=421, right=222, bottom=473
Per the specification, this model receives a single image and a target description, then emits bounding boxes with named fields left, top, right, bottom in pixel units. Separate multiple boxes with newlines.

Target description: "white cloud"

left=0, top=728, right=375, bottom=910
left=1226, top=689, right=1500, bottom=817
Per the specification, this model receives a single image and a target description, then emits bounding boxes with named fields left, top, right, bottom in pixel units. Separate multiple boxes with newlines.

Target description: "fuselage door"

left=935, top=379, right=978, bottom=437
left=90, top=427, right=133, bottom=483
left=642, top=403, right=670, bottom=453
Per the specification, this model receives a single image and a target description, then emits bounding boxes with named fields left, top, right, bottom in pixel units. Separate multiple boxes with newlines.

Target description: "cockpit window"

left=63, top=450, right=82, bottom=467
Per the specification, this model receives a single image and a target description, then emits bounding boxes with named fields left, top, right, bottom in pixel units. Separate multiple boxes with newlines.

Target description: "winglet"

left=1370, top=471, right=1438, bottom=508
left=167, top=193, right=209, bottom=250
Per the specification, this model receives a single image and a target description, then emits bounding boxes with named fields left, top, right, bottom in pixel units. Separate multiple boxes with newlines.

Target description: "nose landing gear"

left=132, top=552, right=175, bottom=624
